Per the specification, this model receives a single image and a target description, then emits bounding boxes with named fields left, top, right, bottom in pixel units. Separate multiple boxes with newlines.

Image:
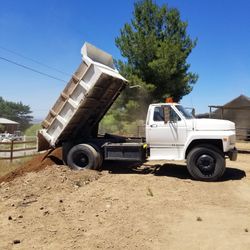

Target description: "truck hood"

left=193, top=119, right=235, bottom=131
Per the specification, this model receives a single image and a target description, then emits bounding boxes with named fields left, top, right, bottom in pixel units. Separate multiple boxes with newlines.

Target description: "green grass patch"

left=25, top=123, right=41, bottom=136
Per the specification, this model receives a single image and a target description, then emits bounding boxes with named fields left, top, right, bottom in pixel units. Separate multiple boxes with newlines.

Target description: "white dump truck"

left=38, top=42, right=237, bottom=181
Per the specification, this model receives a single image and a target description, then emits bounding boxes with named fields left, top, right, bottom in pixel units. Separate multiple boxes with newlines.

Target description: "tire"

left=62, top=142, right=74, bottom=165
left=67, top=144, right=99, bottom=170
left=187, top=145, right=225, bottom=181
left=88, top=143, right=103, bottom=170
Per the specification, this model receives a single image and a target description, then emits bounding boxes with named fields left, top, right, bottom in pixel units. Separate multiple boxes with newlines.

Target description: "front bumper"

left=227, top=147, right=238, bottom=161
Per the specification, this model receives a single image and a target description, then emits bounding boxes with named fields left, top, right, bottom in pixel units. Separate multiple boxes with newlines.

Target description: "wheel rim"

left=196, top=154, right=215, bottom=176
left=72, top=151, right=89, bottom=168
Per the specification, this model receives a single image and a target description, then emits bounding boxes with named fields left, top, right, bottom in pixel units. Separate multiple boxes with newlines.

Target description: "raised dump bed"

left=38, top=43, right=127, bottom=151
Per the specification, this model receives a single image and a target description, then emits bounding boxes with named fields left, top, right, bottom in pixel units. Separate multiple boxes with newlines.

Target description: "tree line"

left=0, top=97, right=33, bottom=132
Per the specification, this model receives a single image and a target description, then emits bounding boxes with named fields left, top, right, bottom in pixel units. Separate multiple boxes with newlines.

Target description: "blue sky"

left=0, top=0, right=249, bottom=120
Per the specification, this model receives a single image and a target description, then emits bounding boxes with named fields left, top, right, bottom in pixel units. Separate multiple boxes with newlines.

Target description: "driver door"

left=146, top=106, right=187, bottom=159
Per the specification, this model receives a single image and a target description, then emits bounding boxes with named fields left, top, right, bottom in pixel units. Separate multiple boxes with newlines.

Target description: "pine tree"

left=115, top=0, right=198, bottom=119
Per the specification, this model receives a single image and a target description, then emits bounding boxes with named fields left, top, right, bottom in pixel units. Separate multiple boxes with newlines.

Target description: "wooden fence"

left=0, top=139, right=37, bottom=161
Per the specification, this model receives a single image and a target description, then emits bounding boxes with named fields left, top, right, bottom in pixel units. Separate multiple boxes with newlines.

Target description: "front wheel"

left=187, top=146, right=225, bottom=181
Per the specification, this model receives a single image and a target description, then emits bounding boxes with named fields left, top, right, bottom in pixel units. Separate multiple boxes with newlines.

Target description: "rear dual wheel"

left=67, top=144, right=103, bottom=170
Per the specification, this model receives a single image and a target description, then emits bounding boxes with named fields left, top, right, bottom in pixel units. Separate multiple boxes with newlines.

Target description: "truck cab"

left=146, top=103, right=237, bottom=180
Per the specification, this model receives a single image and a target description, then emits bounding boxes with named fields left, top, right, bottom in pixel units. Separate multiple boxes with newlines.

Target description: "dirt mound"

left=0, top=155, right=249, bottom=249
left=0, top=147, right=63, bottom=184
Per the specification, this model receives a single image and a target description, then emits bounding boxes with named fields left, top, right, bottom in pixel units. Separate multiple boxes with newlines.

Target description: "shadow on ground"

left=221, top=167, right=246, bottom=181
left=103, top=161, right=246, bottom=182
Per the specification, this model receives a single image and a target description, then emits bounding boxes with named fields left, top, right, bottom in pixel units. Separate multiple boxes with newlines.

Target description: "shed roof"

left=209, top=95, right=250, bottom=110
left=0, top=118, right=19, bottom=125
left=223, top=94, right=250, bottom=107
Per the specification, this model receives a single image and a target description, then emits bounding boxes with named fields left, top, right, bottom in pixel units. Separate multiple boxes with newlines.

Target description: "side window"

left=153, top=107, right=164, bottom=122
left=170, top=108, right=181, bottom=121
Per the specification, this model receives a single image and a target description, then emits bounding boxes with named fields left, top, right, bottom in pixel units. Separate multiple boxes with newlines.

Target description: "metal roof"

left=0, top=118, right=19, bottom=125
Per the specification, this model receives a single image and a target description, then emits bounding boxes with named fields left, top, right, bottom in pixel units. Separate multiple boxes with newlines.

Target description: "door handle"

left=150, top=124, right=158, bottom=128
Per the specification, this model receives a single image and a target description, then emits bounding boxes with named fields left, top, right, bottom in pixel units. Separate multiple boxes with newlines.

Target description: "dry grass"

left=0, top=158, right=31, bottom=177
left=236, top=141, right=250, bottom=151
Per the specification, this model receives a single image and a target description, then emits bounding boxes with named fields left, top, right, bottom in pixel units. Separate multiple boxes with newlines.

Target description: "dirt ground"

left=0, top=153, right=250, bottom=249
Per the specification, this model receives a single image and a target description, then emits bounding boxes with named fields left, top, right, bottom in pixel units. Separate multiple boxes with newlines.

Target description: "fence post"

left=10, top=140, right=14, bottom=162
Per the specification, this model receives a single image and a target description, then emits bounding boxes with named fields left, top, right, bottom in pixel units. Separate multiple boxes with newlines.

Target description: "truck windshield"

left=175, top=105, right=193, bottom=119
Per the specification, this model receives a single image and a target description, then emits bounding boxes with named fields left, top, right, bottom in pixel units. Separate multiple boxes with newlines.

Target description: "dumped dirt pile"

left=0, top=155, right=249, bottom=249
left=0, top=148, right=63, bottom=184
left=0, top=164, right=103, bottom=250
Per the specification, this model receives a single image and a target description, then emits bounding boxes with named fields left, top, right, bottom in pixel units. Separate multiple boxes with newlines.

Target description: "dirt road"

left=0, top=154, right=250, bottom=250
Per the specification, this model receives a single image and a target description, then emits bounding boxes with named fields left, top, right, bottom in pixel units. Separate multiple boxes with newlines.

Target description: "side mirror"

left=192, top=108, right=195, bottom=117
left=163, top=106, right=170, bottom=123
